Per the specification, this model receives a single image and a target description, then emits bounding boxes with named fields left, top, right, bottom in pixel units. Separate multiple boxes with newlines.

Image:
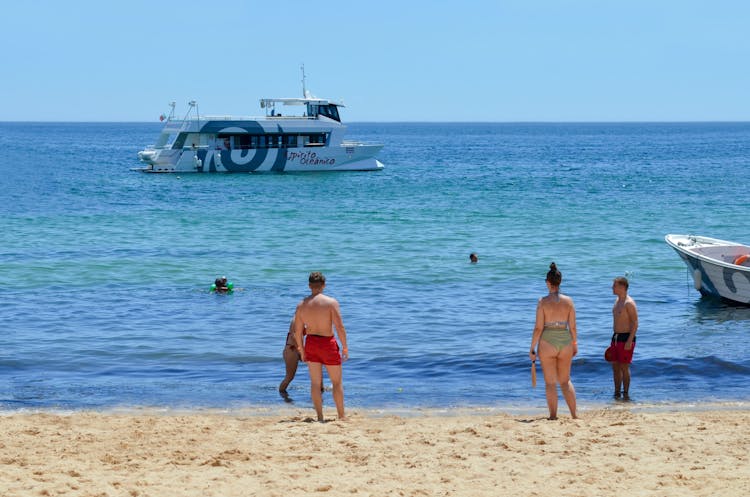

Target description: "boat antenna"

left=184, top=100, right=199, bottom=121
left=301, top=63, right=307, bottom=98
left=167, top=101, right=176, bottom=121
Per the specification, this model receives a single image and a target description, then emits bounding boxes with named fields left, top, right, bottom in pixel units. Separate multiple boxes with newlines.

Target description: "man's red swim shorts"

left=304, top=335, right=342, bottom=365
left=611, top=333, right=636, bottom=364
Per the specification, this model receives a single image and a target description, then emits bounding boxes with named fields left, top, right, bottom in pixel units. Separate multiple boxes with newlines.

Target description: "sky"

left=1, top=0, right=749, bottom=122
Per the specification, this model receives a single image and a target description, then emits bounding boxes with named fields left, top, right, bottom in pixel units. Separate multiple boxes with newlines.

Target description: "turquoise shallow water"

left=1, top=122, right=749, bottom=410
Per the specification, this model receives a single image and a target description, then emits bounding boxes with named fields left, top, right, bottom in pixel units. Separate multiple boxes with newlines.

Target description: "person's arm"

left=568, top=299, right=578, bottom=356
left=625, top=300, right=638, bottom=350
left=530, top=300, right=544, bottom=360
left=331, top=300, right=348, bottom=360
left=287, top=319, right=295, bottom=344
left=293, top=305, right=306, bottom=361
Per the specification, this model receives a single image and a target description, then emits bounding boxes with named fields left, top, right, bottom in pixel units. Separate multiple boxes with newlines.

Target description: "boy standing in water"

left=611, top=276, right=638, bottom=399
left=294, top=272, right=349, bottom=421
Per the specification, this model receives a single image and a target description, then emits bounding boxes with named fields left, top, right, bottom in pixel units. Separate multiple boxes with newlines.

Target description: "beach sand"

left=1, top=407, right=747, bottom=497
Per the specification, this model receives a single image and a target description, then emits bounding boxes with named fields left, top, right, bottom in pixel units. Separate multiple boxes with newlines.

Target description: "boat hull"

left=665, top=234, right=750, bottom=304
left=136, top=144, right=383, bottom=173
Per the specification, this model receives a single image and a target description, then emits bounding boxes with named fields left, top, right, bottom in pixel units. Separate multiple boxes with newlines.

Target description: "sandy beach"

left=1, top=407, right=748, bottom=497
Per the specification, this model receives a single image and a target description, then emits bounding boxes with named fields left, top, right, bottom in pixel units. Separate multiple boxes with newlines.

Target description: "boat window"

left=235, top=135, right=251, bottom=149
left=184, top=133, right=203, bottom=148
left=216, top=133, right=231, bottom=149
left=304, top=133, right=328, bottom=147
left=209, top=133, right=303, bottom=149
left=315, top=105, right=338, bottom=122
left=155, top=132, right=172, bottom=148
left=318, top=104, right=340, bottom=122
left=172, top=133, right=188, bottom=150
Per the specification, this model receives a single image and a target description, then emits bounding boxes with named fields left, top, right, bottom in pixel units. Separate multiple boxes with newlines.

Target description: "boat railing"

left=341, top=139, right=383, bottom=147
left=160, top=120, right=192, bottom=133
left=197, top=114, right=317, bottom=121
left=161, top=115, right=314, bottom=134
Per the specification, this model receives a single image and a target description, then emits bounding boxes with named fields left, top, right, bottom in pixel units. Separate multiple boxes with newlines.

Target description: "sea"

left=1, top=121, right=750, bottom=413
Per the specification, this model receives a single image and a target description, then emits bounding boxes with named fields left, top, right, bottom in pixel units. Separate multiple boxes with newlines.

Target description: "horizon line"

left=2, top=119, right=750, bottom=125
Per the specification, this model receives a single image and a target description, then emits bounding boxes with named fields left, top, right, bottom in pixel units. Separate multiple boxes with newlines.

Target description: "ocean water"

left=1, top=121, right=750, bottom=412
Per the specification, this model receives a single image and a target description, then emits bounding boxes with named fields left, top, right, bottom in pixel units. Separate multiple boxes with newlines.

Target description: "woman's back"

left=539, top=293, right=574, bottom=326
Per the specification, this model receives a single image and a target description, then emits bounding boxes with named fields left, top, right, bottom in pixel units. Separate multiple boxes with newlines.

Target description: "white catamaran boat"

left=135, top=74, right=383, bottom=173
left=665, top=234, right=750, bottom=304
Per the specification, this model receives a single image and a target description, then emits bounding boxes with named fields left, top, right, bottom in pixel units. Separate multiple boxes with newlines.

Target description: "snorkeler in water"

left=210, top=276, right=233, bottom=293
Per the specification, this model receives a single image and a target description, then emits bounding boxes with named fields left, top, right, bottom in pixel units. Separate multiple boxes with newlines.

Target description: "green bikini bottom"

left=541, top=327, right=573, bottom=352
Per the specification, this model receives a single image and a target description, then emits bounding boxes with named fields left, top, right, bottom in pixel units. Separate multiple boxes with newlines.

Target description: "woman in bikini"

left=529, top=262, right=578, bottom=419
left=279, top=318, right=302, bottom=400
left=278, top=317, right=323, bottom=401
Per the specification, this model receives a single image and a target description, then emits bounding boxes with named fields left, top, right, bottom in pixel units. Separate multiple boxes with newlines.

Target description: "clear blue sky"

left=2, top=0, right=748, bottom=122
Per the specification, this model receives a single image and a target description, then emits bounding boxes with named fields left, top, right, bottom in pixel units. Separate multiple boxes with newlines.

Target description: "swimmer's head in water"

left=214, top=276, right=229, bottom=292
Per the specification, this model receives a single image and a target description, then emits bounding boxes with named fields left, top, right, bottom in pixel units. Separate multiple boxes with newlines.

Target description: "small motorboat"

left=665, top=234, right=750, bottom=304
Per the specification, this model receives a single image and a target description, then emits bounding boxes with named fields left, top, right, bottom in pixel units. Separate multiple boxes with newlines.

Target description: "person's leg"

left=538, top=340, right=559, bottom=420
left=307, top=362, right=324, bottom=421
left=556, top=344, right=577, bottom=418
left=621, top=341, right=635, bottom=398
left=279, top=347, right=299, bottom=395
left=612, top=362, right=623, bottom=398
left=325, top=364, right=345, bottom=420
left=621, top=364, right=631, bottom=399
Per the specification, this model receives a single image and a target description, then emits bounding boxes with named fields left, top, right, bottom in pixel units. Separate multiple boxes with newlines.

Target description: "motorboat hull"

left=665, top=234, right=750, bottom=304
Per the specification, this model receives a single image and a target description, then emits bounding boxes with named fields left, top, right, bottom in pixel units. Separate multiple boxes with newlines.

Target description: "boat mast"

left=301, top=63, right=310, bottom=99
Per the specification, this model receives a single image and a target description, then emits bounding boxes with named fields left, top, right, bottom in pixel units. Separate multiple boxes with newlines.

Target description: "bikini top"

left=544, top=320, right=569, bottom=329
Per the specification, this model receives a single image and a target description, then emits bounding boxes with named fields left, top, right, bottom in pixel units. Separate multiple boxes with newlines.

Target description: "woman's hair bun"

left=546, top=262, right=562, bottom=286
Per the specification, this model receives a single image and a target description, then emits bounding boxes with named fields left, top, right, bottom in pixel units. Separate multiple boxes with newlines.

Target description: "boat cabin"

left=260, top=98, right=342, bottom=123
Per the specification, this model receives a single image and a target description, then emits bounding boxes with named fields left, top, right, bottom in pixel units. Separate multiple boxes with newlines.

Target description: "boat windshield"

left=307, top=103, right=340, bottom=122
left=318, top=104, right=340, bottom=122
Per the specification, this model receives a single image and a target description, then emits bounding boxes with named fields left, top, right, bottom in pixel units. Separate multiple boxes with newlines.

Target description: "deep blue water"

left=1, top=121, right=750, bottom=411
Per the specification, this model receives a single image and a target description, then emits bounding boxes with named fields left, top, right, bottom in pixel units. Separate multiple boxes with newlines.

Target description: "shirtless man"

left=294, top=272, right=349, bottom=421
left=611, top=276, right=639, bottom=400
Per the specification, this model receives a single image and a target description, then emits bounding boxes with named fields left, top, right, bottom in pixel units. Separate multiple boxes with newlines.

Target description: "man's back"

left=294, top=271, right=348, bottom=421
left=298, top=293, right=338, bottom=336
